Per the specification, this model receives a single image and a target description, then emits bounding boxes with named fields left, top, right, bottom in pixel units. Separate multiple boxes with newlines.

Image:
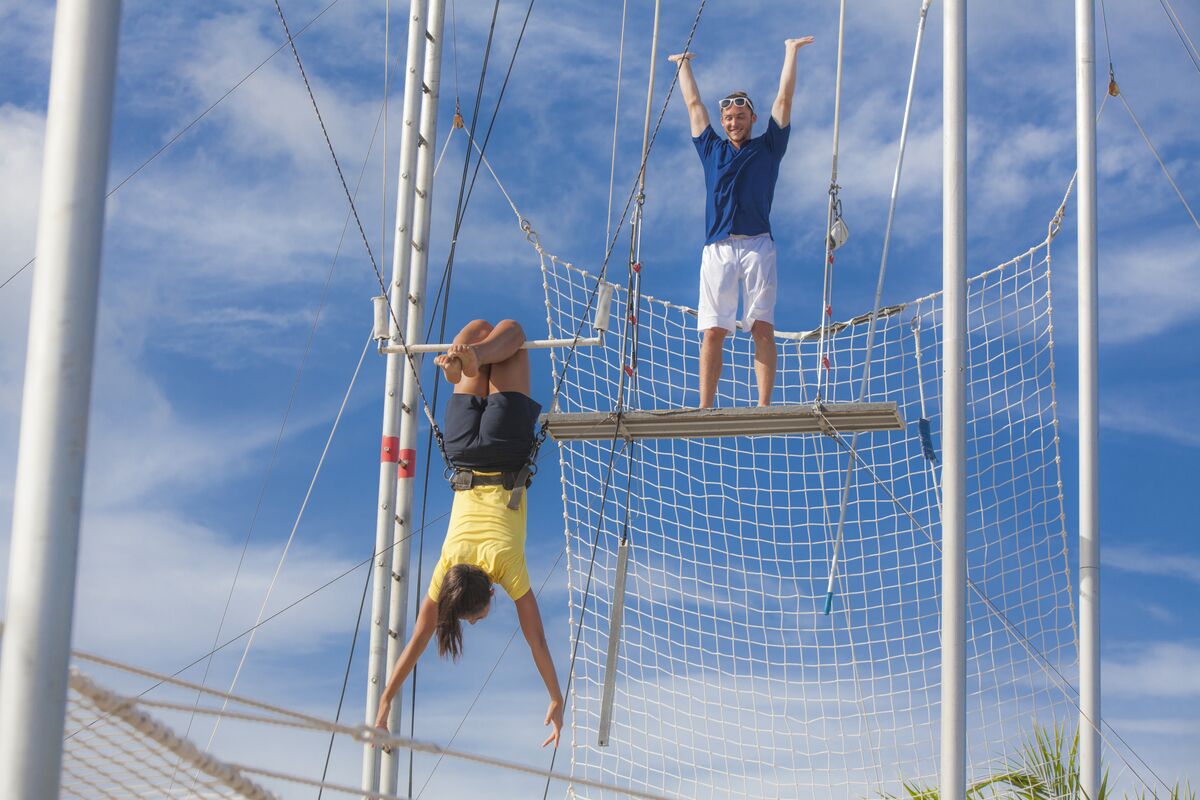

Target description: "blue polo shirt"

left=693, top=117, right=790, bottom=245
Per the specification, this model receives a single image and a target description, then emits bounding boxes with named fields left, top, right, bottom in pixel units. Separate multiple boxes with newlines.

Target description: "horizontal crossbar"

left=541, top=402, right=904, bottom=441
left=379, top=335, right=602, bottom=355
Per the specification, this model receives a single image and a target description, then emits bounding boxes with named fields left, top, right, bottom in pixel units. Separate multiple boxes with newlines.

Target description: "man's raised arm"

left=668, top=52, right=709, bottom=137
left=771, top=36, right=815, bottom=128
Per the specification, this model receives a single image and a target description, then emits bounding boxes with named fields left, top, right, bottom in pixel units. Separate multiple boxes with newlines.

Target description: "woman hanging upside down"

left=374, top=319, right=564, bottom=747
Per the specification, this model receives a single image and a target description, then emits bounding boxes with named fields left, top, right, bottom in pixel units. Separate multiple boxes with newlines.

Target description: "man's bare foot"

left=435, top=353, right=463, bottom=384
left=446, top=343, right=479, bottom=377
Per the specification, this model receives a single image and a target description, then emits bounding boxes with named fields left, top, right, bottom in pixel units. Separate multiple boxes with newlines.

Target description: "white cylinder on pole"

left=380, top=0, right=446, bottom=793
left=0, top=1, right=122, bottom=796
left=940, top=0, right=968, bottom=798
left=363, top=0, right=429, bottom=792
left=1076, top=0, right=1101, bottom=794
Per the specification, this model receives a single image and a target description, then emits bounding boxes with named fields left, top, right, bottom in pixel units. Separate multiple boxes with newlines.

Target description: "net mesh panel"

left=62, top=674, right=274, bottom=800
left=542, top=236, right=1077, bottom=799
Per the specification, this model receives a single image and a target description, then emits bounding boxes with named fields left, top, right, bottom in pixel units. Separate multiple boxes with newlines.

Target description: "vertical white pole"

left=0, top=1, right=122, bottom=796
left=940, top=0, right=968, bottom=798
left=380, top=0, right=445, bottom=793
left=363, top=0, right=428, bottom=792
left=1076, top=0, right=1102, bottom=794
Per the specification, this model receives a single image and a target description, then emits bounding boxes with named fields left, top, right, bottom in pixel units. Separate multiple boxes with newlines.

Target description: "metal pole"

left=940, top=0, right=968, bottom=797
left=1076, top=0, right=1102, bottom=794
left=380, top=0, right=445, bottom=793
left=0, top=1, right=122, bottom=796
left=363, top=0, right=429, bottom=792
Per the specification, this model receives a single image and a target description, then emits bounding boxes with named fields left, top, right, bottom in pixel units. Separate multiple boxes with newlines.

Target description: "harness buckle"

left=450, top=470, right=474, bottom=491
left=506, top=464, right=534, bottom=510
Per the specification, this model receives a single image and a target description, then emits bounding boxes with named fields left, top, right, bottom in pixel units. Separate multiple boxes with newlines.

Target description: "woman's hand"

left=374, top=699, right=392, bottom=732
left=374, top=699, right=394, bottom=754
left=542, top=696, right=564, bottom=748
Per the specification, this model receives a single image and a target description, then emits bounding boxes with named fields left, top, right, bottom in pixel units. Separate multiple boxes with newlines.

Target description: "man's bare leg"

left=751, top=320, right=776, bottom=406
left=699, top=327, right=728, bottom=409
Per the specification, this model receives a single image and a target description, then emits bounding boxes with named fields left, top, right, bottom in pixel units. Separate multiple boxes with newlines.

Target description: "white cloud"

left=1104, top=641, right=1200, bottom=698
left=1102, top=545, right=1200, bottom=584
left=1099, top=229, right=1200, bottom=343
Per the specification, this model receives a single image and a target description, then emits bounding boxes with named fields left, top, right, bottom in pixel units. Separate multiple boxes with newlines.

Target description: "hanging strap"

left=447, top=467, right=534, bottom=509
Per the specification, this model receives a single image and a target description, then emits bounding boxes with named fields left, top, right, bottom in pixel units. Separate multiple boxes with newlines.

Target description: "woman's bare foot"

left=434, top=353, right=463, bottom=384
left=446, top=343, right=479, bottom=377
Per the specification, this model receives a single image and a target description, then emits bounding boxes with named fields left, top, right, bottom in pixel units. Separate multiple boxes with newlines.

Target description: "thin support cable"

left=66, top=665, right=674, bottom=800
left=541, top=434, right=630, bottom=800
left=270, top=0, right=453, bottom=470
left=811, top=414, right=1177, bottom=798
left=823, top=0, right=933, bottom=616
left=1117, top=93, right=1200, bottom=229
left=605, top=0, right=631, bottom=252
left=172, top=110, right=392, bottom=784
left=1155, top=0, right=1200, bottom=75
left=0, top=0, right=346, bottom=295
left=814, top=0, right=848, bottom=402
left=316, top=539, right=374, bottom=800
left=203, top=335, right=374, bottom=751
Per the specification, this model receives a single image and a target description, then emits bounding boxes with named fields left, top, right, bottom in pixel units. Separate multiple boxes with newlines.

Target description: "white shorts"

left=697, top=234, right=777, bottom=332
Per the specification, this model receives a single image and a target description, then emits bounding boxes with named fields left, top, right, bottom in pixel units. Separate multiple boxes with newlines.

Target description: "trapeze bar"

left=542, top=402, right=904, bottom=441
left=379, top=335, right=603, bottom=355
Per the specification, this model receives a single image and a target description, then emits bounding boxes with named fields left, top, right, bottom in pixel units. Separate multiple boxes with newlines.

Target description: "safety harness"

left=448, top=463, right=535, bottom=511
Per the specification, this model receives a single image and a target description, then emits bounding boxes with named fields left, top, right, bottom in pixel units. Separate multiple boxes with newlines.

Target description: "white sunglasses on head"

left=719, top=96, right=754, bottom=111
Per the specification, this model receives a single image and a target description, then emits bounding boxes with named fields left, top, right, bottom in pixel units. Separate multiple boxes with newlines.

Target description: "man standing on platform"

left=669, top=37, right=815, bottom=408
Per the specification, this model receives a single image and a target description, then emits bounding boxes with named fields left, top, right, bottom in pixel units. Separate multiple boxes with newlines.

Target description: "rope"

left=1115, top=92, right=1200, bottom=230
left=177, top=38, right=412, bottom=758
left=66, top=663, right=674, bottom=800
left=0, top=0, right=349, bottom=294
left=60, top=508, right=450, bottom=748
left=175, top=53, right=408, bottom=772
left=812, top=412, right=1176, bottom=798
left=1155, top=0, right=1200, bottom=75
left=316, top=538, right=375, bottom=800
left=200, top=333, right=372, bottom=753
left=813, top=0, right=849, bottom=402
left=822, top=0, right=934, bottom=615
left=605, top=0, right=631, bottom=252
left=70, top=670, right=279, bottom=800
left=269, top=0, right=454, bottom=474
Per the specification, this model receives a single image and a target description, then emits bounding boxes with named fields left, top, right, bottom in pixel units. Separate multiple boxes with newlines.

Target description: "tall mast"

left=1076, top=0, right=1102, bottom=794
left=940, top=0, right=968, bottom=797
left=0, top=0, right=123, bottom=796
left=380, top=0, right=447, bottom=794
left=363, top=0, right=430, bottom=792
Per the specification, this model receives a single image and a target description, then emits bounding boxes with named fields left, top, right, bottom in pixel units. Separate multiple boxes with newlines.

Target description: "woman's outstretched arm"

left=514, top=590, right=564, bottom=747
left=375, top=594, right=438, bottom=730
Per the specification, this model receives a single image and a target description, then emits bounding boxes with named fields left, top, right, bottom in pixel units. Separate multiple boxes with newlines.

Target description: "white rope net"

left=542, top=220, right=1078, bottom=798
left=54, top=649, right=676, bottom=800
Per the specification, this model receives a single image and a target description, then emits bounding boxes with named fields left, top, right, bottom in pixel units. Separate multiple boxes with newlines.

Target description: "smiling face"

left=720, top=102, right=756, bottom=147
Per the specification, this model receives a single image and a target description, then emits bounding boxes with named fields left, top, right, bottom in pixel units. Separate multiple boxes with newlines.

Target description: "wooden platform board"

left=541, top=402, right=904, bottom=441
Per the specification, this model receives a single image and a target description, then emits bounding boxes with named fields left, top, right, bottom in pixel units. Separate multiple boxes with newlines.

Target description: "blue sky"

left=2, top=0, right=1199, bottom=797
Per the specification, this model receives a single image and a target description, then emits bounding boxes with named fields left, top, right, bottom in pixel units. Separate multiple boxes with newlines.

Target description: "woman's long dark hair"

left=436, top=564, right=492, bottom=659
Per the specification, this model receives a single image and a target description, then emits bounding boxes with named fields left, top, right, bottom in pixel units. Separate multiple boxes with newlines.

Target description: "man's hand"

left=541, top=696, right=564, bottom=748
left=667, top=52, right=696, bottom=64
left=785, top=36, right=815, bottom=52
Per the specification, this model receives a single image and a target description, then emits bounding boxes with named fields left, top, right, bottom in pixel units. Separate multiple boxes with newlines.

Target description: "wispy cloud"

left=1104, top=641, right=1200, bottom=698
left=1102, top=545, right=1200, bottom=584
